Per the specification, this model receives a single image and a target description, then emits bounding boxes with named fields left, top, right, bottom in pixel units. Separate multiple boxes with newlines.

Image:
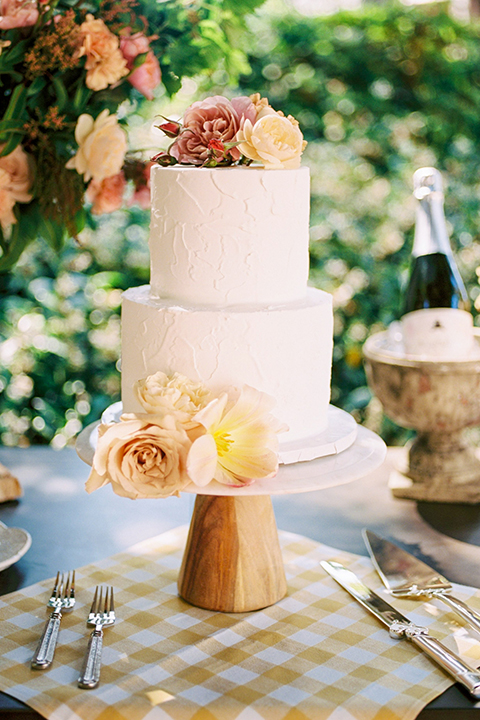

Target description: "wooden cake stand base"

left=178, top=494, right=287, bottom=612
left=76, top=418, right=386, bottom=614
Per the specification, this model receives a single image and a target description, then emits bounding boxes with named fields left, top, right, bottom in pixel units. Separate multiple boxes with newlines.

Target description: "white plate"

left=0, top=521, right=31, bottom=572
left=76, top=418, right=386, bottom=497
left=100, top=402, right=358, bottom=465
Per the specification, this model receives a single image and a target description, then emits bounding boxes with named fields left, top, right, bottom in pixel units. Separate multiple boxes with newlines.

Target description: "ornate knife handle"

left=390, top=620, right=480, bottom=699
left=31, top=611, right=62, bottom=670
left=432, top=591, right=480, bottom=636
left=78, top=629, right=103, bottom=689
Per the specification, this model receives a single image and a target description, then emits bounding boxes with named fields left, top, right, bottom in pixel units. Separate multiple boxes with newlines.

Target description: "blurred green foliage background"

left=2, top=0, right=480, bottom=448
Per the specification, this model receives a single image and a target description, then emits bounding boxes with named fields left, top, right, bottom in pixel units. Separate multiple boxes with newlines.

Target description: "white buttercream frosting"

left=149, top=165, right=310, bottom=307
left=121, top=286, right=333, bottom=442
left=121, top=164, right=335, bottom=460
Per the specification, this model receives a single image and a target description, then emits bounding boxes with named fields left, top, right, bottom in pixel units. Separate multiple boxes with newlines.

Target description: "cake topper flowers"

left=86, top=372, right=287, bottom=498
left=153, top=93, right=307, bottom=170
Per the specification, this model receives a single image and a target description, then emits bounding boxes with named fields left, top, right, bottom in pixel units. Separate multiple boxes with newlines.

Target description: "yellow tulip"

left=186, top=385, right=287, bottom=487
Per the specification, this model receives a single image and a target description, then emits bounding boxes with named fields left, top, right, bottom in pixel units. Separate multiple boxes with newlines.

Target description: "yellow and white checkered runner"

left=1, top=527, right=479, bottom=720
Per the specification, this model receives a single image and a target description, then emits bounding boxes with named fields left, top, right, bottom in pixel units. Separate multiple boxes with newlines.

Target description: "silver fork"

left=78, top=586, right=115, bottom=689
left=31, top=571, right=76, bottom=670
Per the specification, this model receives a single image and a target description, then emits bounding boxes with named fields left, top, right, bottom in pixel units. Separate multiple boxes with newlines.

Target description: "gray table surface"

left=0, top=444, right=480, bottom=719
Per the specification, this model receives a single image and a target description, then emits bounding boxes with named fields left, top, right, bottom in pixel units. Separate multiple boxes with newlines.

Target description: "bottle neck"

left=412, top=192, right=452, bottom=258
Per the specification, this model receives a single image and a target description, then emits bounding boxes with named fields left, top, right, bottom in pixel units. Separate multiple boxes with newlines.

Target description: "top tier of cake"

left=149, top=165, right=310, bottom=307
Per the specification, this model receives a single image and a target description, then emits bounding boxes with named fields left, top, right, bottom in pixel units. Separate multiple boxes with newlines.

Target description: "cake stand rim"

left=75, top=418, right=386, bottom=497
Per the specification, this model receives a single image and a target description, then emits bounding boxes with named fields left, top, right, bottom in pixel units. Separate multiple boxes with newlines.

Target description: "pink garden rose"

left=0, top=0, right=38, bottom=29
left=170, top=95, right=256, bottom=165
left=120, top=32, right=161, bottom=100
left=86, top=172, right=126, bottom=215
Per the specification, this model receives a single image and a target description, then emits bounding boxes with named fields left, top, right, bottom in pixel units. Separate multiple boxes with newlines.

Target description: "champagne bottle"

left=401, top=167, right=474, bottom=358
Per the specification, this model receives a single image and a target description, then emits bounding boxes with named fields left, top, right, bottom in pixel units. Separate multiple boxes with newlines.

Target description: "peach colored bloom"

left=170, top=95, right=256, bottom=165
left=86, top=413, right=192, bottom=499
left=79, top=14, right=128, bottom=91
left=86, top=172, right=126, bottom=215
left=66, top=109, right=127, bottom=182
left=0, top=0, right=38, bottom=29
left=0, top=144, right=34, bottom=203
left=236, top=113, right=307, bottom=169
left=0, top=170, right=16, bottom=230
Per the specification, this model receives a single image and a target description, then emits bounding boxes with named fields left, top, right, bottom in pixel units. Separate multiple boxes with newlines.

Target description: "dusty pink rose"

left=120, top=31, right=150, bottom=64
left=120, top=33, right=161, bottom=100
left=128, top=51, right=161, bottom=100
left=170, top=95, right=256, bottom=165
left=0, top=0, right=38, bottom=29
left=86, top=172, right=126, bottom=215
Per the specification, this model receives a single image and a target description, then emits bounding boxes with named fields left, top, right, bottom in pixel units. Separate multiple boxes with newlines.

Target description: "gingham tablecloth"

left=1, top=526, right=480, bottom=720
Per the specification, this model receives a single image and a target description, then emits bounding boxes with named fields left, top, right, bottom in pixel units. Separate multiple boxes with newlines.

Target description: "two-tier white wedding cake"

left=121, top=164, right=334, bottom=455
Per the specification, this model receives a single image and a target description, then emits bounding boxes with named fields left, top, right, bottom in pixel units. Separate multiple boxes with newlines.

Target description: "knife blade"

left=321, top=560, right=480, bottom=699
left=363, top=529, right=480, bottom=636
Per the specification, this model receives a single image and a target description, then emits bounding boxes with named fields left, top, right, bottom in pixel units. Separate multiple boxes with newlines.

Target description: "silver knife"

left=363, top=529, right=480, bottom=636
left=321, top=560, right=480, bottom=699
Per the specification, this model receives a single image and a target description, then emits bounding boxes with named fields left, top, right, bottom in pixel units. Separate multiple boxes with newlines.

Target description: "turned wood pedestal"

left=178, top=495, right=287, bottom=613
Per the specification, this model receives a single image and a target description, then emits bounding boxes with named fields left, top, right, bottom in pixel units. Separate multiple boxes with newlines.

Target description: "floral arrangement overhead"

left=86, top=372, right=287, bottom=498
left=154, top=93, right=307, bottom=169
left=0, top=0, right=264, bottom=272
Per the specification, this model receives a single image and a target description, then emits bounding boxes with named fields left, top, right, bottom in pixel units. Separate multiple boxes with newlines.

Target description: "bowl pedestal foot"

left=389, top=430, right=480, bottom=503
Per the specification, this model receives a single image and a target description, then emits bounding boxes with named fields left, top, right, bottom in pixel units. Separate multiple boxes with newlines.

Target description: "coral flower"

left=187, top=385, right=287, bottom=487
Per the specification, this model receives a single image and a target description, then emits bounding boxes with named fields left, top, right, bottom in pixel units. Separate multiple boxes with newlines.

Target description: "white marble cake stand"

left=76, top=413, right=386, bottom=613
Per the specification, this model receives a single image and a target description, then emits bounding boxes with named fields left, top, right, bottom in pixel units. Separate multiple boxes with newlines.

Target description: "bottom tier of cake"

left=121, top=286, right=333, bottom=445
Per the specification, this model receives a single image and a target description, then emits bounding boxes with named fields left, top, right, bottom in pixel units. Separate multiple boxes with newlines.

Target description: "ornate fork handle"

left=31, top=610, right=62, bottom=669
left=78, top=627, right=103, bottom=689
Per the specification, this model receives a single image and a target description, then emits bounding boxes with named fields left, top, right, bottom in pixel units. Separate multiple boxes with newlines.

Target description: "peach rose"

left=86, top=413, right=192, bottom=499
left=135, top=371, right=211, bottom=424
left=79, top=14, right=128, bottom=91
left=0, top=170, right=16, bottom=230
left=0, top=144, right=34, bottom=203
left=0, top=0, right=38, bottom=29
left=86, top=172, right=126, bottom=215
left=170, top=95, right=256, bottom=165
left=66, top=109, right=127, bottom=182
left=236, top=113, right=307, bottom=169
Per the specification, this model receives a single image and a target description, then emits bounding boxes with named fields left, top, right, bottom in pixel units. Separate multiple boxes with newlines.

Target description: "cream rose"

left=66, top=109, right=127, bottom=182
left=135, top=371, right=211, bottom=423
left=236, top=114, right=307, bottom=169
left=86, top=413, right=192, bottom=499
left=79, top=14, right=128, bottom=91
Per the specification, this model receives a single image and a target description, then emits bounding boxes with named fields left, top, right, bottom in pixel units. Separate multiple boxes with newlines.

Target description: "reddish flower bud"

left=208, top=138, right=225, bottom=154
left=151, top=151, right=177, bottom=167
left=155, top=117, right=181, bottom=138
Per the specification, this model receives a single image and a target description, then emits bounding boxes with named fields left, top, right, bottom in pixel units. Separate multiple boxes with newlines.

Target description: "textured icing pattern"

left=122, top=286, right=333, bottom=442
left=149, top=166, right=310, bottom=307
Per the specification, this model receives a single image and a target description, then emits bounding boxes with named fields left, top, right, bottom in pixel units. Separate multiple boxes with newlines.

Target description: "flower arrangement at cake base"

left=86, top=372, right=288, bottom=499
